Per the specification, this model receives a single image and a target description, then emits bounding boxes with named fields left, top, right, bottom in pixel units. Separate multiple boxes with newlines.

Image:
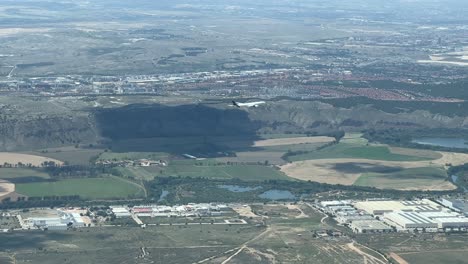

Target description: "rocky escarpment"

left=0, top=115, right=99, bottom=151
left=248, top=100, right=468, bottom=134
left=0, top=99, right=466, bottom=151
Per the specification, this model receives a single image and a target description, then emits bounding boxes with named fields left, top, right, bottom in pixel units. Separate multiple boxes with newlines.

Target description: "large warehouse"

left=354, top=199, right=442, bottom=215
left=383, top=211, right=438, bottom=231
left=350, top=220, right=393, bottom=233
left=383, top=210, right=468, bottom=231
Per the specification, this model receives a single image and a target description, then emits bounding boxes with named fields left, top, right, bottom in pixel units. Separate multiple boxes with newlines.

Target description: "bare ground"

left=389, top=252, right=409, bottom=264
left=0, top=180, right=15, bottom=199
left=231, top=205, right=258, bottom=218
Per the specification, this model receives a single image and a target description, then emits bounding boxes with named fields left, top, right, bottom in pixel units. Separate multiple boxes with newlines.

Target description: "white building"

left=24, top=210, right=86, bottom=230
left=336, top=213, right=374, bottom=224
left=350, top=220, right=393, bottom=233
left=383, top=212, right=438, bottom=231
left=354, top=199, right=442, bottom=215
left=111, top=207, right=132, bottom=218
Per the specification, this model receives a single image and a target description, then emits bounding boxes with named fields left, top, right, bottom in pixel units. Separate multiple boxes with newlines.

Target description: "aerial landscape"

left=0, top=0, right=468, bottom=263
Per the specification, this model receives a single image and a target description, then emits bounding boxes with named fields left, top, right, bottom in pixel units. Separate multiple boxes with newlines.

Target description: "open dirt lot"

left=253, top=136, right=335, bottom=147
left=433, top=151, right=468, bottom=167
left=280, top=150, right=467, bottom=190
left=0, top=153, right=63, bottom=167
left=232, top=205, right=259, bottom=218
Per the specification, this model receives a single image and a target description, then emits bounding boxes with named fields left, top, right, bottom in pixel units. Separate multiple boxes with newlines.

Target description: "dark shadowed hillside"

left=94, top=104, right=261, bottom=139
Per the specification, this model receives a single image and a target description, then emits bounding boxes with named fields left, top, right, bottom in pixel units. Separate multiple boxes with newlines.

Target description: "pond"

left=218, top=185, right=262, bottom=192
left=258, top=190, right=296, bottom=200
left=412, top=138, right=468, bottom=149
left=158, top=190, right=169, bottom=202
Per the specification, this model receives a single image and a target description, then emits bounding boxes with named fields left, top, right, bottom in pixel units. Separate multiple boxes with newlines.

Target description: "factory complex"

left=9, top=203, right=236, bottom=231
left=111, top=203, right=230, bottom=218
left=317, top=198, right=468, bottom=233
left=19, top=209, right=89, bottom=230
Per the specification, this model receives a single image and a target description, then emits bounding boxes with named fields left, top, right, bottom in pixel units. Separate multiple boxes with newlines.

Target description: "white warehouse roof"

left=355, top=199, right=441, bottom=215
left=384, top=212, right=438, bottom=229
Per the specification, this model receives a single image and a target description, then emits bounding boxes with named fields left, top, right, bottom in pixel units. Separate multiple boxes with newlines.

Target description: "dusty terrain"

left=0, top=180, right=15, bottom=199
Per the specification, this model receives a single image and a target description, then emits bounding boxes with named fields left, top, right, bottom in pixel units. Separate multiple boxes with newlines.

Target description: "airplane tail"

left=232, top=101, right=240, bottom=107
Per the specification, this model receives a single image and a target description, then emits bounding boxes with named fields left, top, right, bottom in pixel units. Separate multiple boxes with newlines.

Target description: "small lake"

left=218, top=185, right=262, bottom=192
left=412, top=138, right=468, bottom=149
left=258, top=190, right=296, bottom=200
left=158, top=190, right=169, bottom=202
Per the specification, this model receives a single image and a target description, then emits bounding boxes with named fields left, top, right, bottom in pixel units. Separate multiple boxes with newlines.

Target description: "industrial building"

left=335, top=212, right=374, bottom=224
left=354, top=199, right=442, bottom=215
left=24, top=210, right=85, bottom=230
left=130, top=203, right=230, bottom=218
left=383, top=211, right=438, bottom=231
left=383, top=210, right=468, bottom=231
left=438, top=198, right=468, bottom=216
left=111, top=207, right=132, bottom=218
left=319, top=199, right=468, bottom=233
left=350, top=220, right=393, bottom=233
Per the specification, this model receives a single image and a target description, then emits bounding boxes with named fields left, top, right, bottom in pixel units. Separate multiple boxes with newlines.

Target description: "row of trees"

left=44, top=165, right=121, bottom=178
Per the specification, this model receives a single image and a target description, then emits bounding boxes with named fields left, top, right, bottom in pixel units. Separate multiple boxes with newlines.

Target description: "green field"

left=356, top=233, right=468, bottom=264
left=98, top=151, right=169, bottom=161
left=399, top=251, right=468, bottom=264
left=119, top=161, right=291, bottom=181
left=117, top=167, right=161, bottom=181
left=161, top=160, right=290, bottom=181
left=258, top=133, right=311, bottom=139
left=16, top=177, right=145, bottom=199
left=260, top=142, right=327, bottom=152
left=287, top=142, right=434, bottom=162
left=0, top=168, right=49, bottom=180
left=353, top=167, right=448, bottom=189
left=109, top=136, right=256, bottom=153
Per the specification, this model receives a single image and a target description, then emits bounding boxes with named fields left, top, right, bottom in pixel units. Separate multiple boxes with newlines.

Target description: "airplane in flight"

left=232, top=100, right=266, bottom=108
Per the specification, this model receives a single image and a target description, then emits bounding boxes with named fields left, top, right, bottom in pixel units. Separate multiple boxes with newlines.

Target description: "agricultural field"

left=25, top=147, right=104, bottom=165
left=353, top=167, right=454, bottom=191
left=356, top=233, right=468, bottom=264
left=117, top=167, right=161, bottom=181
left=398, top=251, right=468, bottom=264
left=286, top=143, right=432, bottom=162
left=279, top=134, right=468, bottom=190
left=161, top=161, right=290, bottom=181
left=0, top=153, right=63, bottom=167
left=0, top=168, right=49, bottom=180
left=253, top=136, right=334, bottom=147
left=214, top=135, right=333, bottom=166
left=216, top=150, right=286, bottom=165
left=0, top=180, right=15, bottom=198
left=281, top=158, right=457, bottom=190
left=15, top=177, right=145, bottom=199
left=108, top=136, right=256, bottom=153
left=98, top=151, right=169, bottom=162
